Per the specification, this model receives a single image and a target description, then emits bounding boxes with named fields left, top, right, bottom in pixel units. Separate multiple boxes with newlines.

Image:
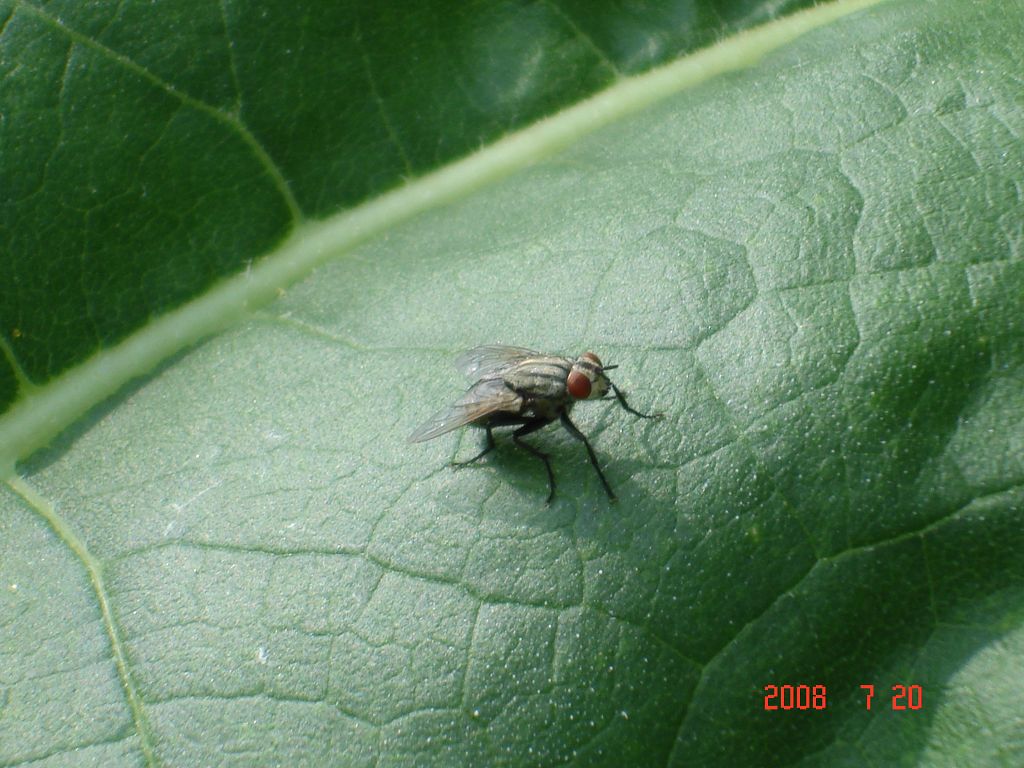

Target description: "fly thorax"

left=502, top=358, right=572, bottom=403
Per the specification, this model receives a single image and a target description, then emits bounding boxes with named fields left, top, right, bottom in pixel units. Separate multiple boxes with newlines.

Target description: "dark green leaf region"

left=1, top=1, right=1022, bottom=767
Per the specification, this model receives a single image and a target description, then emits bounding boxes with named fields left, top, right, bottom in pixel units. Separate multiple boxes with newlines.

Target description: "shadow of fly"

left=409, top=345, right=660, bottom=503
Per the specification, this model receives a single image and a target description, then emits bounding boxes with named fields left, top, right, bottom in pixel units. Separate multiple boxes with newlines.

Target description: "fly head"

left=566, top=351, right=611, bottom=400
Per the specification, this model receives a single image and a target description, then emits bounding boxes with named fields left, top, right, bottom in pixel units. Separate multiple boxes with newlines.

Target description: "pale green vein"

left=253, top=310, right=370, bottom=351
left=355, top=18, right=414, bottom=178
left=542, top=0, right=622, bottom=79
left=0, top=0, right=884, bottom=474
left=0, top=334, right=35, bottom=395
left=5, top=474, right=157, bottom=767
left=217, top=0, right=244, bottom=114
left=15, top=0, right=302, bottom=222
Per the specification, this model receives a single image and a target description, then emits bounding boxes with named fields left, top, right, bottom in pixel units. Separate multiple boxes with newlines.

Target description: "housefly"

left=408, top=345, right=660, bottom=502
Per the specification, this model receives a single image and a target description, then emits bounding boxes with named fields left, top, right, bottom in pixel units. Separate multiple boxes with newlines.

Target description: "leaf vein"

left=5, top=474, right=158, bottom=767
left=16, top=0, right=302, bottom=223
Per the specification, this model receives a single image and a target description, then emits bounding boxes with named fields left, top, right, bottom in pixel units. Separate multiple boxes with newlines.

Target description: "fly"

left=408, top=345, right=661, bottom=503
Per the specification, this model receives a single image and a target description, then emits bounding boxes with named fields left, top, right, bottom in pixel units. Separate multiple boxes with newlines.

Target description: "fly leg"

left=512, top=419, right=557, bottom=504
left=610, top=383, right=662, bottom=420
left=559, top=412, right=617, bottom=502
left=452, top=426, right=495, bottom=467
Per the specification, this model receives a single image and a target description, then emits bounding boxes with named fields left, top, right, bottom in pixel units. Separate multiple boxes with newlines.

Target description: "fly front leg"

left=512, top=418, right=557, bottom=504
left=559, top=412, right=617, bottom=502
left=452, top=426, right=495, bottom=467
left=610, top=383, right=661, bottom=420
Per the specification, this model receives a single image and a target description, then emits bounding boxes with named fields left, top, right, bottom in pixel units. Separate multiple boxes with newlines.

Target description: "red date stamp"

left=763, top=684, right=923, bottom=711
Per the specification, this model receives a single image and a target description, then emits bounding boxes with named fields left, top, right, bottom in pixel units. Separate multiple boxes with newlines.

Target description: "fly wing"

left=408, top=378, right=522, bottom=443
left=454, top=345, right=541, bottom=380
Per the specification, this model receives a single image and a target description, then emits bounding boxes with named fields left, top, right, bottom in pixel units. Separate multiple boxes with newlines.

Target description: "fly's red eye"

left=567, top=370, right=592, bottom=399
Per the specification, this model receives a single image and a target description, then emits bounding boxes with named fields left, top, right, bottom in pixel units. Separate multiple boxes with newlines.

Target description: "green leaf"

left=3, top=0, right=1023, bottom=766
left=0, top=0, right=821, bottom=415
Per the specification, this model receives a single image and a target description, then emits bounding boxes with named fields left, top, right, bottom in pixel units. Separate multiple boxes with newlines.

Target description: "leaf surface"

left=2, top=1, right=1023, bottom=766
left=0, top=0, right=819, bottom=413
